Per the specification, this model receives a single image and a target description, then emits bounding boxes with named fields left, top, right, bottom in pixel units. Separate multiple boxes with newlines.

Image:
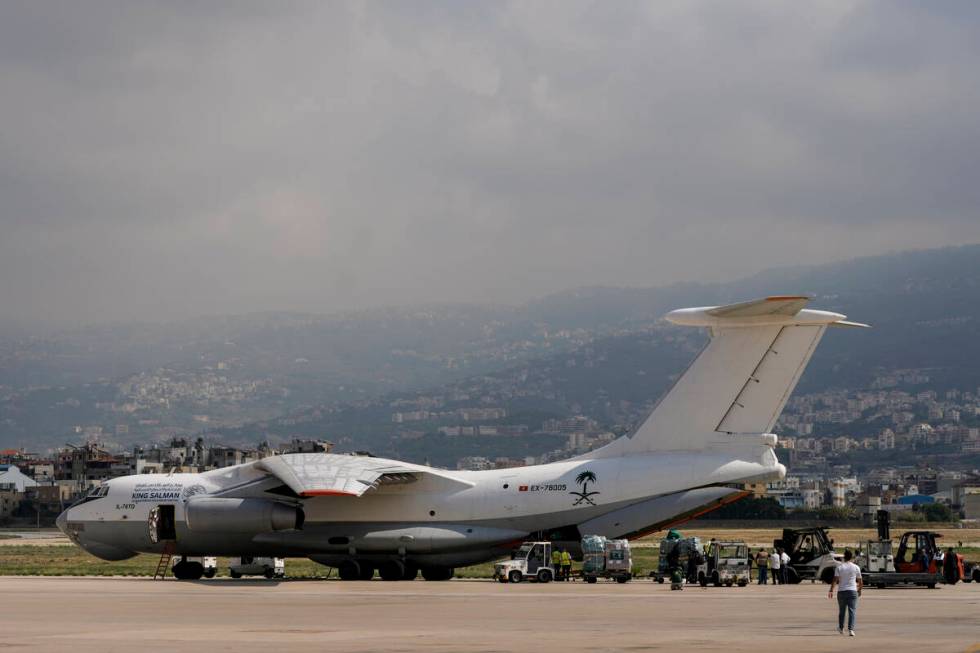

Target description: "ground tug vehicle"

left=581, top=535, right=632, bottom=583
left=774, top=527, right=841, bottom=583
left=697, top=540, right=750, bottom=587
left=494, top=541, right=556, bottom=583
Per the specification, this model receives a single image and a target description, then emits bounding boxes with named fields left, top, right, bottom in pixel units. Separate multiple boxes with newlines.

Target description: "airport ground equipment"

left=962, top=561, right=980, bottom=583
left=652, top=536, right=702, bottom=583
left=857, top=537, right=941, bottom=588
left=853, top=513, right=961, bottom=588
left=229, top=556, right=285, bottom=579
left=697, top=540, right=750, bottom=587
left=774, top=527, right=841, bottom=583
left=581, top=535, right=632, bottom=583
left=892, top=530, right=963, bottom=585
left=494, top=541, right=556, bottom=583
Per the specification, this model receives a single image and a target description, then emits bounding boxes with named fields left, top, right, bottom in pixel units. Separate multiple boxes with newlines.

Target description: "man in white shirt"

left=779, top=548, right=791, bottom=584
left=769, top=546, right=781, bottom=584
left=828, top=549, right=863, bottom=636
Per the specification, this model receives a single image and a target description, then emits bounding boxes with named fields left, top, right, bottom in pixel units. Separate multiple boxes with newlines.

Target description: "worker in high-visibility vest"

left=560, top=549, right=572, bottom=582
left=551, top=547, right=563, bottom=580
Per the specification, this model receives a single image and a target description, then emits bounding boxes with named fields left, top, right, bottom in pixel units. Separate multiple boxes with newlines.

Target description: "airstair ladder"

left=153, top=541, right=176, bottom=580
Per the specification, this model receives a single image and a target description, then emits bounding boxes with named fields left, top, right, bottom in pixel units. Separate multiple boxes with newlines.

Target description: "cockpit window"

left=72, top=484, right=111, bottom=506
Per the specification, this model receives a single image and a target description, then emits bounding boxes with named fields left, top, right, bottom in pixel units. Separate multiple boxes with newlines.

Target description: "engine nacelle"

left=185, top=498, right=303, bottom=533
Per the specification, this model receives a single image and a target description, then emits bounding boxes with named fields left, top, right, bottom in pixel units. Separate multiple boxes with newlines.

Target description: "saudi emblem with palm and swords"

left=570, top=470, right=600, bottom=505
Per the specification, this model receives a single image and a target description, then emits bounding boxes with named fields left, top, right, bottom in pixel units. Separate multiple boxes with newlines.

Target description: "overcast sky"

left=2, top=1, right=979, bottom=325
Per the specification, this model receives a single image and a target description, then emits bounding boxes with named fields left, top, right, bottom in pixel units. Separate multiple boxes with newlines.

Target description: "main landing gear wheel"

left=421, top=567, right=455, bottom=581
left=358, top=564, right=375, bottom=581
left=172, top=561, right=204, bottom=581
left=378, top=560, right=405, bottom=581
left=338, top=560, right=361, bottom=581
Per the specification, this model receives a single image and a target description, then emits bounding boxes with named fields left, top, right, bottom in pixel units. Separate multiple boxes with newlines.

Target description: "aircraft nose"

left=56, top=508, right=69, bottom=535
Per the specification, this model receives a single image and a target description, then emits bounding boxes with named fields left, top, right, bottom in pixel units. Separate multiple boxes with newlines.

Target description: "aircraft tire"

left=173, top=561, right=204, bottom=581
left=171, top=561, right=188, bottom=580
left=357, top=563, right=375, bottom=581
left=402, top=564, right=419, bottom=581
left=338, top=560, right=360, bottom=581
left=378, top=560, right=405, bottom=581
left=422, top=566, right=455, bottom=582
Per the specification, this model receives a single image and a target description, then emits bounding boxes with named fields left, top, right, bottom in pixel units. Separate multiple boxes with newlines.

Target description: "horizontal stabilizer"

left=706, top=296, right=810, bottom=318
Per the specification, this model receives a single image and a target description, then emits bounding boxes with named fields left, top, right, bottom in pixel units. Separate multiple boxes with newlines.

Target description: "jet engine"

left=185, top=497, right=303, bottom=533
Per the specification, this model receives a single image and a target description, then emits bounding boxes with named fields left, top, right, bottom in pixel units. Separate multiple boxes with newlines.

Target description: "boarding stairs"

left=153, top=541, right=176, bottom=580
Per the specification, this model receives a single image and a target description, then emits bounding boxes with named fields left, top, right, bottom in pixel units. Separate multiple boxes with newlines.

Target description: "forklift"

left=858, top=510, right=963, bottom=588
left=774, top=527, right=841, bottom=583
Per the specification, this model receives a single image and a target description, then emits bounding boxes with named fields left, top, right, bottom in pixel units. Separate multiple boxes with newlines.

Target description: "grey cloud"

left=1, top=1, right=979, bottom=325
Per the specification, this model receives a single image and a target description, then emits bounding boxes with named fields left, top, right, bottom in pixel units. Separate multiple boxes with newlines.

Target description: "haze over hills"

left=1, top=244, right=979, bottom=455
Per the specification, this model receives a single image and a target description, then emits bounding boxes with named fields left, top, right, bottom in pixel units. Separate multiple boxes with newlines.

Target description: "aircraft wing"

left=255, top=453, right=474, bottom=497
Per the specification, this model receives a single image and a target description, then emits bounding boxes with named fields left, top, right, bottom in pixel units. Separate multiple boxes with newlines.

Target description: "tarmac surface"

left=2, top=576, right=978, bottom=653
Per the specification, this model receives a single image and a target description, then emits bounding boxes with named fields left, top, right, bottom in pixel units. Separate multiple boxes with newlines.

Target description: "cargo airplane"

left=57, top=296, right=866, bottom=581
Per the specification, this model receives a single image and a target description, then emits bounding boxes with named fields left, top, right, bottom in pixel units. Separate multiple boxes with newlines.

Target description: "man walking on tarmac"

left=829, top=549, right=863, bottom=637
left=551, top=547, right=563, bottom=581
left=560, top=548, right=572, bottom=582
left=770, top=546, right=782, bottom=584
left=755, top=548, right=769, bottom=585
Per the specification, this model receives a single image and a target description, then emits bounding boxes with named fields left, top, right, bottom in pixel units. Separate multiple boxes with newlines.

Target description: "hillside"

left=2, top=244, right=979, bottom=452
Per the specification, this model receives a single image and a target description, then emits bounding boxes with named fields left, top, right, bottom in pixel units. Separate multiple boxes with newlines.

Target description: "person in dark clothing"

left=687, top=550, right=700, bottom=584
left=942, top=547, right=960, bottom=584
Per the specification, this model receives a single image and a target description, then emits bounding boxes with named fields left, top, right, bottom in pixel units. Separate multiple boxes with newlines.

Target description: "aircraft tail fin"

left=591, top=296, right=866, bottom=457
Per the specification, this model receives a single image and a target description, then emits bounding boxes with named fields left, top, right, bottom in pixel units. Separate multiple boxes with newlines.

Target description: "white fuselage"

left=58, top=436, right=781, bottom=566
